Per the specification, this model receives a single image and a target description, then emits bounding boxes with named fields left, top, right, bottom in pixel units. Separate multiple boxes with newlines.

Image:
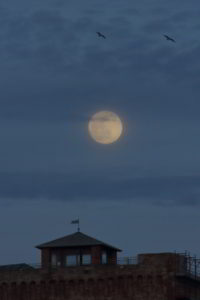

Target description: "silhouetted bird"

left=96, top=32, right=106, bottom=39
left=163, top=35, right=176, bottom=42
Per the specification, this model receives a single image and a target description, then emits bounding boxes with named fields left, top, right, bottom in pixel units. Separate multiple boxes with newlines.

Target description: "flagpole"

left=71, top=218, right=80, bottom=232
left=78, top=218, right=80, bottom=232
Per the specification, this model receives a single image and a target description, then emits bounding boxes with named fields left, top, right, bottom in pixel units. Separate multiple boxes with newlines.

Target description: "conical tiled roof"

left=36, top=231, right=121, bottom=251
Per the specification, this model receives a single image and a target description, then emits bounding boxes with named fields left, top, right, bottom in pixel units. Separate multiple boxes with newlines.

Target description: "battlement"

left=0, top=252, right=200, bottom=300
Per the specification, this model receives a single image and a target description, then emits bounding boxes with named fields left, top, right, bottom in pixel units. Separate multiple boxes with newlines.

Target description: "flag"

left=71, top=219, right=79, bottom=224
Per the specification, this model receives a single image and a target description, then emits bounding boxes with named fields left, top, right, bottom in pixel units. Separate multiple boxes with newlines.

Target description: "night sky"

left=1, top=0, right=200, bottom=265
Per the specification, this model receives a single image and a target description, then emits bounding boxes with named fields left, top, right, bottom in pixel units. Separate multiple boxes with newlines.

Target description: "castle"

left=0, top=230, right=200, bottom=300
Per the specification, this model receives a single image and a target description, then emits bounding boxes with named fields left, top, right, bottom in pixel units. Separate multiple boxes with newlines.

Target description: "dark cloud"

left=0, top=1, right=200, bottom=209
left=0, top=1, right=199, bottom=77
left=0, top=172, right=199, bottom=207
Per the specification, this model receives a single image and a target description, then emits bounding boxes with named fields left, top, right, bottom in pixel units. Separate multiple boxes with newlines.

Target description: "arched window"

left=2, top=283, right=8, bottom=300
left=40, top=281, right=46, bottom=299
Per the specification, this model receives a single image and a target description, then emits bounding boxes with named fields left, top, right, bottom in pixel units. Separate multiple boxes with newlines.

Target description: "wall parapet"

left=1, top=252, right=200, bottom=283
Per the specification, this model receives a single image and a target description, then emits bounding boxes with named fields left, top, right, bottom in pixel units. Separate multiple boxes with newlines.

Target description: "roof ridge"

left=36, top=231, right=121, bottom=251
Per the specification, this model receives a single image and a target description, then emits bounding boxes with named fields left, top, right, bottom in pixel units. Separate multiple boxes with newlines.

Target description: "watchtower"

left=36, top=231, right=121, bottom=268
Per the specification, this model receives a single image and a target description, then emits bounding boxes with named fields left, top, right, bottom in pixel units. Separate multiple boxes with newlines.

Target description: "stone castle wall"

left=0, top=253, right=199, bottom=300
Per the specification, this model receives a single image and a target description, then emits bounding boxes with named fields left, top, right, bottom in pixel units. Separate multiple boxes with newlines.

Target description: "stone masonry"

left=0, top=253, right=200, bottom=300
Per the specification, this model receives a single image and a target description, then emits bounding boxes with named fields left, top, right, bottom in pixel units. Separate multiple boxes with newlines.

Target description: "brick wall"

left=41, top=245, right=118, bottom=267
left=0, top=267, right=172, bottom=300
left=0, top=253, right=200, bottom=300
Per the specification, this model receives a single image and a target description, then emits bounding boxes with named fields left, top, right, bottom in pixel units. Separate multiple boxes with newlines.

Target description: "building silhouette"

left=0, top=231, right=200, bottom=300
left=36, top=231, right=121, bottom=268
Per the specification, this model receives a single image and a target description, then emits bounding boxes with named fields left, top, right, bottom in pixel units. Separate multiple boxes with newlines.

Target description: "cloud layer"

left=1, top=0, right=200, bottom=207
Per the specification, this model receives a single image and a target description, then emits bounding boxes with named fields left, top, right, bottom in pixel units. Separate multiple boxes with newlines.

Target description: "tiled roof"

left=0, top=263, right=34, bottom=271
left=36, top=231, right=121, bottom=251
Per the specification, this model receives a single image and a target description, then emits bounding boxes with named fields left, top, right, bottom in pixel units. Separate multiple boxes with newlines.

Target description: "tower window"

left=51, top=253, right=61, bottom=266
left=102, top=252, right=107, bottom=264
left=66, top=255, right=80, bottom=266
left=82, top=254, right=91, bottom=265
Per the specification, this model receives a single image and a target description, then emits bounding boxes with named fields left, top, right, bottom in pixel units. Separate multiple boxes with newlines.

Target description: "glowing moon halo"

left=88, top=111, right=123, bottom=144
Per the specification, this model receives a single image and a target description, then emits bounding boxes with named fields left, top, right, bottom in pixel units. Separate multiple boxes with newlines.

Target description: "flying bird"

left=96, top=32, right=106, bottom=39
left=163, top=35, right=176, bottom=42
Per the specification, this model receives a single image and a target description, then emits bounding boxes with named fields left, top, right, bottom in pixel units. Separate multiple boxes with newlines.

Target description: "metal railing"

left=27, top=256, right=138, bottom=269
left=3, top=252, right=200, bottom=278
left=117, top=256, right=138, bottom=265
left=176, top=251, right=200, bottom=279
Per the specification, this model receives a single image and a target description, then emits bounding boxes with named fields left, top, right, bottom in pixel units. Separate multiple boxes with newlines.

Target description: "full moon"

left=88, top=111, right=123, bottom=144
